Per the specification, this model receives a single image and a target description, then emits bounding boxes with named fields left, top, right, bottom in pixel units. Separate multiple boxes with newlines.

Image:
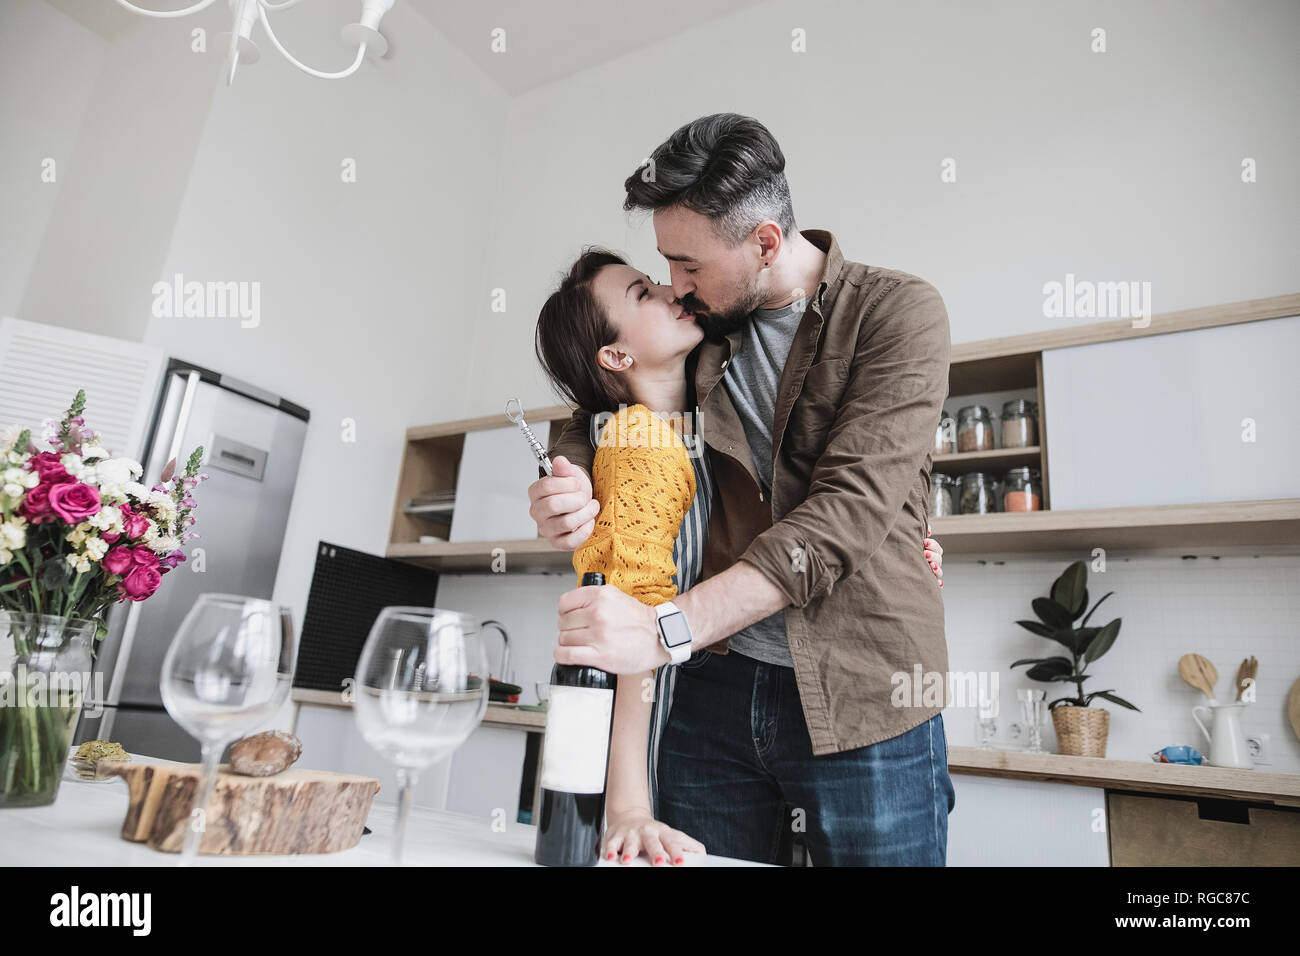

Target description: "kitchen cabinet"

left=1042, top=313, right=1300, bottom=511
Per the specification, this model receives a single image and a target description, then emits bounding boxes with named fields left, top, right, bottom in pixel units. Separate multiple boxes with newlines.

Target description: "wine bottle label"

left=539, top=684, right=614, bottom=794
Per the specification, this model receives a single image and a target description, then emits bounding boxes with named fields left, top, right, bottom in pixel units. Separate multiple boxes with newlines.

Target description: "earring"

left=623, top=357, right=633, bottom=366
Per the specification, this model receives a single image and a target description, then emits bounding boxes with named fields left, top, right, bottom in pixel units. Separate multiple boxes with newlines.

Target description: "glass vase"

left=0, top=612, right=97, bottom=807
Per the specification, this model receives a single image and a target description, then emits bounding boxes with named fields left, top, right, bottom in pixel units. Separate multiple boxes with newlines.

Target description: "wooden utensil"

left=1178, top=653, right=1218, bottom=703
left=1287, top=678, right=1300, bottom=742
left=102, top=762, right=380, bottom=855
left=1234, top=656, right=1258, bottom=702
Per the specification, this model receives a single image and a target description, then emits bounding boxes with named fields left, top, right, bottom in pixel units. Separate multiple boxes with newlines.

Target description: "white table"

left=1, top=752, right=764, bottom=867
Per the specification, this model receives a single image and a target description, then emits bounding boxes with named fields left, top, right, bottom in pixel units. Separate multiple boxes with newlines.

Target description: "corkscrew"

left=505, top=397, right=553, bottom=476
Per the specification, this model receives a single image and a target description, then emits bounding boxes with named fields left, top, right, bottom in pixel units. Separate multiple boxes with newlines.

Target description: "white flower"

left=123, top=481, right=151, bottom=500
left=0, top=547, right=11, bottom=566
left=0, top=519, right=25, bottom=550
left=97, top=457, right=143, bottom=486
left=147, top=491, right=178, bottom=517
left=81, top=444, right=111, bottom=461
left=88, top=505, right=123, bottom=534
left=84, top=536, right=109, bottom=561
left=66, top=525, right=88, bottom=546
left=3, top=482, right=22, bottom=499
left=150, top=533, right=181, bottom=555
left=140, top=519, right=158, bottom=543
left=65, top=553, right=92, bottom=574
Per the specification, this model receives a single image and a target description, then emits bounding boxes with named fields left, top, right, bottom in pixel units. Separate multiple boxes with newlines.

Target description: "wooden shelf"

left=933, top=445, right=1041, bottom=476
left=930, top=498, right=1300, bottom=557
left=386, top=537, right=571, bottom=573
left=950, top=746, right=1300, bottom=806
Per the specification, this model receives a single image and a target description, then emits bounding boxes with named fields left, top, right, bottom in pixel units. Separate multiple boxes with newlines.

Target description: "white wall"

left=0, top=1, right=107, bottom=318
left=464, top=0, right=1300, bottom=417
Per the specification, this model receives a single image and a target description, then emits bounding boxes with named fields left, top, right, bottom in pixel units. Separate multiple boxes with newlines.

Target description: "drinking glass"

left=353, top=607, right=490, bottom=865
left=1017, top=688, right=1047, bottom=754
left=976, top=685, right=999, bottom=749
left=160, top=594, right=296, bottom=863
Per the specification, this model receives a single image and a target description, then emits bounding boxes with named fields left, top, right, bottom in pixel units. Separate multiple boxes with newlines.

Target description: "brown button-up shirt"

left=548, top=229, right=951, bottom=755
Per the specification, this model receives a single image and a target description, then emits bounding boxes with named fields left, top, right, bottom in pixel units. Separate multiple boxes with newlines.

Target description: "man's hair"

left=623, top=113, right=796, bottom=244
left=534, top=247, right=635, bottom=414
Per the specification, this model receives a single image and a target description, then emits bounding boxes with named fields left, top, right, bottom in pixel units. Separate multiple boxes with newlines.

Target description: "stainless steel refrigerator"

left=75, top=360, right=309, bottom=760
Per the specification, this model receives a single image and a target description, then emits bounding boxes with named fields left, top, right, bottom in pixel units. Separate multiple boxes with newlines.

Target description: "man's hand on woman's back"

left=528, top=455, right=599, bottom=550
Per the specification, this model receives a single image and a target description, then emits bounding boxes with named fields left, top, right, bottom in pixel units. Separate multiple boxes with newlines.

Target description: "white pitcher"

left=1191, top=702, right=1253, bottom=769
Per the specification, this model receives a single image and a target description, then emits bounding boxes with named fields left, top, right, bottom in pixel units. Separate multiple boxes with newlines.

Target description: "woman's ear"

left=596, top=345, right=633, bottom=374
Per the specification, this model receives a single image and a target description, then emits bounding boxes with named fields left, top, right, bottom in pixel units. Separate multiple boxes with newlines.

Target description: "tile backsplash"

left=940, top=554, right=1300, bottom=774
left=437, top=554, right=1300, bottom=775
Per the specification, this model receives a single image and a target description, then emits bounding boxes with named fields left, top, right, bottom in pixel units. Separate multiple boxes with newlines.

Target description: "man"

left=529, top=113, right=954, bottom=865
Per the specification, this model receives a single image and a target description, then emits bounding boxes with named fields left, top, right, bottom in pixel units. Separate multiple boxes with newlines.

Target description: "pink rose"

left=119, top=564, right=162, bottom=602
left=130, top=546, right=157, bottom=567
left=47, top=482, right=101, bottom=523
left=120, top=505, right=150, bottom=539
left=101, top=531, right=120, bottom=544
left=19, top=483, right=55, bottom=524
left=28, top=452, right=72, bottom=485
left=102, top=546, right=134, bottom=575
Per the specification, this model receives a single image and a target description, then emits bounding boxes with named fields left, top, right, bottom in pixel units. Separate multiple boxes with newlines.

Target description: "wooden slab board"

left=102, top=762, right=381, bottom=855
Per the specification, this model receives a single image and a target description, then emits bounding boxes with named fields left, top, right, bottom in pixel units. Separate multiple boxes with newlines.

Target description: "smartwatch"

left=654, top=601, right=694, bottom=665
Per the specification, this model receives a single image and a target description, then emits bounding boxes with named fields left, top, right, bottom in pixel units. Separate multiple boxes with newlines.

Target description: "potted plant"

left=0, top=391, right=205, bottom=806
left=1010, top=560, right=1140, bottom=757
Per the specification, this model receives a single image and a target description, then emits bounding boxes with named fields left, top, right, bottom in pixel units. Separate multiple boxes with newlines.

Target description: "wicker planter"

left=1051, top=705, right=1110, bottom=757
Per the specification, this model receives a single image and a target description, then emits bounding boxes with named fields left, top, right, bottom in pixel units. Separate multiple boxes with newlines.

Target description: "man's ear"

left=596, top=345, right=631, bottom=373
left=753, top=220, right=782, bottom=263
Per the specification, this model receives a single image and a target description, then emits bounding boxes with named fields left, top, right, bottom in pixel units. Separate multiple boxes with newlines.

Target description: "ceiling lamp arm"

left=257, top=4, right=369, bottom=80
left=111, top=0, right=221, bottom=17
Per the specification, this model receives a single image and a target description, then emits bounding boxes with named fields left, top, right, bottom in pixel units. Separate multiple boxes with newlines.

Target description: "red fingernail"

left=607, top=852, right=615, bottom=859
left=623, top=855, right=631, bottom=862
left=655, top=856, right=664, bottom=864
left=675, top=857, right=684, bottom=864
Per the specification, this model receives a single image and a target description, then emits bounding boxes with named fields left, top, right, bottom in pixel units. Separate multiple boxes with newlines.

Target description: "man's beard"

left=683, top=281, right=768, bottom=341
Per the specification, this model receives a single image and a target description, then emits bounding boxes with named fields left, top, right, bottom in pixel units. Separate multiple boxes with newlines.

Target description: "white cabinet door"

left=1043, top=315, right=1300, bottom=510
left=949, top=775, right=1110, bottom=866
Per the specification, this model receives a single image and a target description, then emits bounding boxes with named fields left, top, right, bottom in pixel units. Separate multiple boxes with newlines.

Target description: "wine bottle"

left=534, top=571, right=617, bottom=867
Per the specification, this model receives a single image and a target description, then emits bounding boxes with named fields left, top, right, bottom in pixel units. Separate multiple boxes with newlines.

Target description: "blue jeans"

left=656, top=649, right=956, bottom=866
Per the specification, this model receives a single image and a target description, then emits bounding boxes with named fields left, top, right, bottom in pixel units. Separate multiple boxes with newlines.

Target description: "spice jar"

left=929, top=473, right=956, bottom=517
left=934, top=409, right=955, bottom=456
left=958, top=472, right=998, bottom=514
left=1001, top=399, right=1038, bottom=449
left=957, top=405, right=995, bottom=453
left=1002, top=467, right=1042, bottom=512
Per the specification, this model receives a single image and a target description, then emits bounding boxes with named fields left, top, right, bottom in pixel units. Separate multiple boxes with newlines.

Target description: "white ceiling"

left=44, top=0, right=765, bottom=95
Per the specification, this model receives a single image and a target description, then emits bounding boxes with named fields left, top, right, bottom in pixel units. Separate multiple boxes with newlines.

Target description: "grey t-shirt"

left=720, top=296, right=809, bottom=668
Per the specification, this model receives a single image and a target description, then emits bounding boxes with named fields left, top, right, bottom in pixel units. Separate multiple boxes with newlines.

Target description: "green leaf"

left=1050, top=627, right=1079, bottom=654
left=1080, top=591, right=1114, bottom=627
left=1025, top=657, right=1074, bottom=681
left=1015, top=619, right=1056, bottom=639
left=1033, top=597, right=1073, bottom=629
left=1089, top=690, right=1141, bottom=712
left=1051, top=560, right=1088, bottom=616
left=1084, top=618, right=1122, bottom=662
left=1010, top=657, right=1050, bottom=669
left=1071, top=588, right=1090, bottom=621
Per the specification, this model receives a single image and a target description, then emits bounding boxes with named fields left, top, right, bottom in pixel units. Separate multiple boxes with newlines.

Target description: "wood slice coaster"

left=101, top=762, right=381, bottom=855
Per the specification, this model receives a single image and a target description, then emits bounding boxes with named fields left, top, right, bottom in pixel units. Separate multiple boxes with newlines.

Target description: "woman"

left=534, top=248, right=944, bottom=866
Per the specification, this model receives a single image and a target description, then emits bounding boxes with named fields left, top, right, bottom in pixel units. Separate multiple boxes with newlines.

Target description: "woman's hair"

left=535, top=247, right=635, bottom=414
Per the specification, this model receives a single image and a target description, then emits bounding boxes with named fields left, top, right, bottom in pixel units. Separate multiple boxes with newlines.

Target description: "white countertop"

left=1, top=752, right=762, bottom=867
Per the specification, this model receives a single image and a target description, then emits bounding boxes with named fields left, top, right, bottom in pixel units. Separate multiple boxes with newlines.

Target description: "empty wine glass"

left=976, top=685, right=1000, bottom=749
left=353, top=607, right=490, bottom=865
left=160, top=594, right=296, bottom=864
left=1017, top=688, right=1046, bottom=754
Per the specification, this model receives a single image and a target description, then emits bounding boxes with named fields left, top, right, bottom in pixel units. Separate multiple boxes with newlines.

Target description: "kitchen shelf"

left=930, top=497, right=1300, bottom=557
left=950, top=746, right=1300, bottom=807
left=933, top=445, right=1041, bottom=476
left=386, top=537, right=570, bottom=572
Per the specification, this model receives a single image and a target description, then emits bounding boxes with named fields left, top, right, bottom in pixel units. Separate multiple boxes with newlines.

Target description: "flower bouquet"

left=0, top=390, right=205, bottom=805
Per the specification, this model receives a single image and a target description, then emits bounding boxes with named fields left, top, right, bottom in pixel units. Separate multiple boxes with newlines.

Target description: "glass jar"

left=958, top=472, right=999, bottom=514
left=956, top=405, right=994, bottom=453
left=929, top=473, right=956, bottom=517
left=1002, top=466, right=1043, bottom=512
left=1001, top=399, right=1038, bottom=449
left=933, top=409, right=955, bottom=456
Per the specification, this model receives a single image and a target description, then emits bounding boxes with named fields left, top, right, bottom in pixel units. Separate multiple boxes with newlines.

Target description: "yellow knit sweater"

left=572, top=404, right=696, bottom=606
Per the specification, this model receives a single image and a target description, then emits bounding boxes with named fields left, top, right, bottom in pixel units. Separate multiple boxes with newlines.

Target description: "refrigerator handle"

left=102, top=370, right=203, bottom=735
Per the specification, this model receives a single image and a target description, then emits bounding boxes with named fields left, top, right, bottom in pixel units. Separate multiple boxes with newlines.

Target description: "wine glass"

left=353, top=607, right=490, bottom=865
left=1018, top=688, right=1046, bottom=753
left=160, top=594, right=296, bottom=863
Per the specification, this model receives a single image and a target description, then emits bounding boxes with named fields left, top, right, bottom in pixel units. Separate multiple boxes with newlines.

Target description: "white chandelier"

left=111, top=0, right=395, bottom=85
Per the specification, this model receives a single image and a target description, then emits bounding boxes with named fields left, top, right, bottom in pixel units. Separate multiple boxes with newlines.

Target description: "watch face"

left=659, top=611, right=692, bottom=649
